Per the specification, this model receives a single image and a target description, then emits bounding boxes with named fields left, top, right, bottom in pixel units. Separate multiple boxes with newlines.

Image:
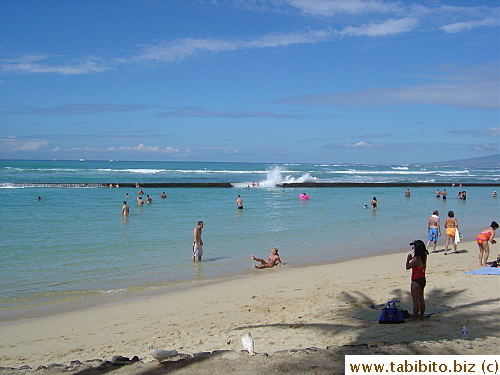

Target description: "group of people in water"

left=121, top=186, right=168, bottom=215
left=434, top=188, right=466, bottom=200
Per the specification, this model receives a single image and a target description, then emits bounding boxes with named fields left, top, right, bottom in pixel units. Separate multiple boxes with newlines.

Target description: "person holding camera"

left=406, top=240, right=429, bottom=322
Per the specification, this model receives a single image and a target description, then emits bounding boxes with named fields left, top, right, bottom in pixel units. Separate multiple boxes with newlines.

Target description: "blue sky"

left=0, top=0, right=498, bottom=164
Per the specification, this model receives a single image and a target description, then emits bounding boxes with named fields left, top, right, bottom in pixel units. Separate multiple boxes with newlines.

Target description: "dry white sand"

left=0, top=240, right=498, bottom=374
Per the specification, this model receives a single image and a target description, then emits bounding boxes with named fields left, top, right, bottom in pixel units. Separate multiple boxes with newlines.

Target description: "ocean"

left=0, top=160, right=498, bottom=321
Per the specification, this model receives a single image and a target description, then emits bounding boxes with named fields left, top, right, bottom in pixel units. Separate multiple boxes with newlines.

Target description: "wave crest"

left=232, top=166, right=318, bottom=188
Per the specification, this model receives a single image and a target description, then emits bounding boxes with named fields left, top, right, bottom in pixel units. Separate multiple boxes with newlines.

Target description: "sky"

left=0, top=0, right=499, bottom=165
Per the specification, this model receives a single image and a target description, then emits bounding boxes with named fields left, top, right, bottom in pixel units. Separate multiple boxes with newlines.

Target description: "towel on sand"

left=465, top=266, right=500, bottom=275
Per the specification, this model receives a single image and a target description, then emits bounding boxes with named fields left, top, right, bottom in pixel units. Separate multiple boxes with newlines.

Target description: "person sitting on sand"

left=406, top=240, right=428, bottom=322
left=251, top=248, right=282, bottom=269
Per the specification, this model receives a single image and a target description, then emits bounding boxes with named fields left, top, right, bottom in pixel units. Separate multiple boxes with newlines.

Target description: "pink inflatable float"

left=299, top=193, right=310, bottom=200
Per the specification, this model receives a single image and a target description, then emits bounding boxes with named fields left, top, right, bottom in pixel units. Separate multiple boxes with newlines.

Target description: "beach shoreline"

left=1, top=239, right=498, bottom=372
left=0, top=243, right=406, bottom=323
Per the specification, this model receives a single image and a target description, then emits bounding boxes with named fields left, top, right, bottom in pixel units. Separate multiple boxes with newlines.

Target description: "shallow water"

left=0, top=160, right=498, bottom=317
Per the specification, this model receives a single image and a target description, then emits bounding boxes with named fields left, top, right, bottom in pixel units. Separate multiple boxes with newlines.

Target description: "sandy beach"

left=1, top=239, right=499, bottom=374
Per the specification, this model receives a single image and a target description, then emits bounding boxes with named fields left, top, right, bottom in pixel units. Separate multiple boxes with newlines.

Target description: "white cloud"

left=338, top=17, right=418, bottom=36
left=1, top=137, right=52, bottom=152
left=116, top=144, right=180, bottom=154
left=0, top=54, right=112, bottom=75
left=0, top=2, right=497, bottom=76
left=325, top=140, right=387, bottom=149
left=285, top=0, right=404, bottom=16
left=131, top=29, right=333, bottom=64
left=439, top=17, right=498, bottom=33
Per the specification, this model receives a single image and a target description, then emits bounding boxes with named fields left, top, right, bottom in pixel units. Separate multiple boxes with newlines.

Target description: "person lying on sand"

left=251, top=248, right=282, bottom=269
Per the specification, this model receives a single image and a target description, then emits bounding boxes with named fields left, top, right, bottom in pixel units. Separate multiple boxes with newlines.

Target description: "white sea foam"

left=98, top=288, right=127, bottom=294
left=323, top=170, right=468, bottom=175
left=97, top=168, right=168, bottom=174
left=0, top=183, right=24, bottom=189
left=232, top=166, right=318, bottom=187
left=95, top=168, right=267, bottom=175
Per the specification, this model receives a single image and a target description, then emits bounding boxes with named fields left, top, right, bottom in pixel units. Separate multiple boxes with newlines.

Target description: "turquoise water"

left=0, top=160, right=498, bottom=319
left=1, top=159, right=499, bottom=186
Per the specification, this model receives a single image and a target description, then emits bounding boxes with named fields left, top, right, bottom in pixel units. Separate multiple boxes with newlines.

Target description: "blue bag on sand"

left=379, top=307, right=405, bottom=324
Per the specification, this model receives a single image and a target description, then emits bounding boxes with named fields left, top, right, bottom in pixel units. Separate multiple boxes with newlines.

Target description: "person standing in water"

left=192, top=221, right=204, bottom=262
left=371, top=197, right=378, bottom=209
left=236, top=195, right=243, bottom=209
left=121, top=201, right=129, bottom=215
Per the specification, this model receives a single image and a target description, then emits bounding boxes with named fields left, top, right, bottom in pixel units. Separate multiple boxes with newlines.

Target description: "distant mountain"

left=424, top=154, right=500, bottom=167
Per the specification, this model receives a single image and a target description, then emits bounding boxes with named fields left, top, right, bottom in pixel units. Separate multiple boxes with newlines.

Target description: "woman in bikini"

left=406, top=240, right=428, bottom=322
left=476, top=221, right=498, bottom=266
left=251, top=248, right=282, bottom=269
left=444, top=211, right=458, bottom=255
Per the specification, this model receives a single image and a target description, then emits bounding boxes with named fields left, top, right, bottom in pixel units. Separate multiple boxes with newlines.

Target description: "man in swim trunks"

left=426, top=210, right=441, bottom=252
left=236, top=195, right=243, bottom=209
left=442, top=189, right=447, bottom=200
left=192, top=221, right=204, bottom=262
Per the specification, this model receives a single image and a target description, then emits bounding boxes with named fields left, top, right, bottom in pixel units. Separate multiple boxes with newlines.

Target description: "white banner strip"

left=346, top=355, right=499, bottom=374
